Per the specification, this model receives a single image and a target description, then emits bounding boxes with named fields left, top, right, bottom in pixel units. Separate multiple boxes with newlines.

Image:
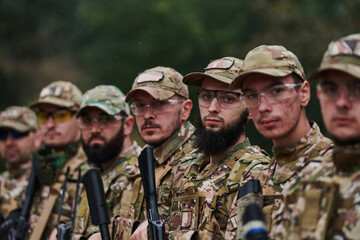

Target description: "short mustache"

left=141, top=120, right=161, bottom=130
left=203, top=115, right=224, bottom=123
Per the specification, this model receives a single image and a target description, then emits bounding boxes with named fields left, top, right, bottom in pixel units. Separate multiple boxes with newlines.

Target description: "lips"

left=259, top=118, right=277, bottom=128
left=332, top=115, right=354, bottom=125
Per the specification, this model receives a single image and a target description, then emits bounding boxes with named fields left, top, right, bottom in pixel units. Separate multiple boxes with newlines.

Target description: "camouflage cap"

left=30, top=81, right=82, bottom=108
left=309, top=33, right=360, bottom=81
left=77, top=85, right=130, bottom=116
left=125, top=66, right=188, bottom=102
left=183, top=57, right=244, bottom=86
left=0, top=106, right=38, bottom=132
left=230, top=45, right=306, bottom=90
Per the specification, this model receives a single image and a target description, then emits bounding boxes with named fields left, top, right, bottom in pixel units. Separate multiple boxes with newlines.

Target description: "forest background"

left=1, top=0, right=360, bottom=169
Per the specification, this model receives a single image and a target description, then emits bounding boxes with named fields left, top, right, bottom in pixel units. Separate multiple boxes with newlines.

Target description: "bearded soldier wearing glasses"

left=166, top=57, right=270, bottom=240
left=224, top=46, right=333, bottom=239
left=28, top=81, right=87, bottom=239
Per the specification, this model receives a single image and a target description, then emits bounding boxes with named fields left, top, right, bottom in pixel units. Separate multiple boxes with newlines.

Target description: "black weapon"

left=56, top=168, right=82, bottom=240
left=8, top=169, right=39, bottom=240
left=237, top=179, right=268, bottom=240
left=81, top=168, right=110, bottom=240
left=138, top=146, right=165, bottom=240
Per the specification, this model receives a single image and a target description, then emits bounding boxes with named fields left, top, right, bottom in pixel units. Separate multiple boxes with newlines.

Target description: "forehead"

left=200, top=78, right=230, bottom=91
left=242, top=74, right=293, bottom=90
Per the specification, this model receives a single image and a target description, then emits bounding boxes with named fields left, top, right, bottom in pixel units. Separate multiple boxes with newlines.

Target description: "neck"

left=273, top=114, right=311, bottom=149
left=209, top=134, right=245, bottom=165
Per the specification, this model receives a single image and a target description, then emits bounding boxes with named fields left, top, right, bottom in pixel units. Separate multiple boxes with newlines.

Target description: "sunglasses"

left=37, top=109, right=76, bottom=124
left=0, top=129, right=30, bottom=141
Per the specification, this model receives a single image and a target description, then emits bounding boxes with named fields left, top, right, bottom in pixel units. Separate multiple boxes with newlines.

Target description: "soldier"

left=28, top=81, right=87, bottom=239
left=0, top=106, right=41, bottom=217
left=271, top=33, right=360, bottom=239
left=93, top=66, right=195, bottom=240
left=226, top=45, right=333, bottom=238
left=49, top=85, right=141, bottom=239
left=168, top=57, right=270, bottom=239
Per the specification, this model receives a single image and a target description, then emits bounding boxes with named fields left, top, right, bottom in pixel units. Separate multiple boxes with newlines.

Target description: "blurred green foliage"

left=0, top=0, right=360, bottom=159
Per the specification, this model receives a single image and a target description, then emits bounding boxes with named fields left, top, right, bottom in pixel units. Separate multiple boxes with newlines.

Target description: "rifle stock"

left=138, top=147, right=165, bottom=240
left=81, top=168, right=110, bottom=240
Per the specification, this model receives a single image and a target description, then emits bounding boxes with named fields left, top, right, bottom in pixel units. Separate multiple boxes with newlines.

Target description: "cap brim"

left=0, top=121, right=30, bottom=132
left=183, top=72, right=233, bottom=86
left=125, top=86, right=175, bottom=102
left=309, top=64, right=360, bottom=81
left=76, top=103, right=116, bottom=117
left=30, top=97, right=76, bottom=109
left=229, top=69, right=292, bottom=90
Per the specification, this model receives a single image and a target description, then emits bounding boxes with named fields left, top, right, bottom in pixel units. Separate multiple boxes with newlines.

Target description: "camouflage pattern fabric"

left=0, top=106, right=38, bottom=132
left=230, top=45, right=306, bottom=90
left=0, top=167, right=31, bottom=217
left=30, top=80, right=82, bottom=108
left=27, top=143, right=87, bottom=239
left=169, top=139, right=271, bottom=240
left=112, top=121, right=195, bottom=239
left=224, top=122, right=333, bottom=240
left=125, top=66, right=188, bottom=102
left=72, top=141, right=141, bottom=239
left=270, top=143, right=360, bottom=240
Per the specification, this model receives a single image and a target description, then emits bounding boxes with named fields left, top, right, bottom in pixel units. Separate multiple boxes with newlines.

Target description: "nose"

left=335, top=88, right=351, bottom=109
left=208, top=97, right=220, bottom=113
left=257, top=94, right=271, bottom=112
left=143, top=105, right=155, bottom=119
left=90, top=120, right=102, bottom=133
left=46, top=116, right=56, bottom=128
left=4, top=134, right=15, bottom=145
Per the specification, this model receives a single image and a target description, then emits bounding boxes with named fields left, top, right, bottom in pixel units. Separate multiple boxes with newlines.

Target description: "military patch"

left=136, top=71, right=164, bottom=83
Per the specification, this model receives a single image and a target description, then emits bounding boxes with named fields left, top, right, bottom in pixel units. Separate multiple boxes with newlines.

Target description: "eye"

left=135, top=102, right=146, bottom=108
left=244, top=92, right=258, bottom=101
left=269, top=85, right=285, bottom=95
left=321, top=84, right=338, bottom=95
left=221, top=94, right=237, bottom=103
left=200, top=92, right=213, bottom=101
left=54, top=110, right=69, bottom=119
left=99, top=115, right=112, bottom=124
left=80, top=116, right=92, bottom=125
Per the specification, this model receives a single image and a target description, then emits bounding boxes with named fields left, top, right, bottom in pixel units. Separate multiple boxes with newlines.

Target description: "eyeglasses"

left=317, top=80, right=360, bottom=101
left=197, top=89, right=243, bottom=109
left=130, top=99, right=184, bottom=116
left=77, top=115, right=126, bottom=129
left=242, top=83, right=302, bottom=108
left=0, top=129, right=30, bottom=141
left=38, top=109, right=76, bottom=124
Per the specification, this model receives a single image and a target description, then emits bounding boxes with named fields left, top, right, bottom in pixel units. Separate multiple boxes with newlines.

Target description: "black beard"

left=82, top=126, right=124, bottom=167
left=194, top=110, right=249, bottom=156
left=332, top=135, right=360, bottom=146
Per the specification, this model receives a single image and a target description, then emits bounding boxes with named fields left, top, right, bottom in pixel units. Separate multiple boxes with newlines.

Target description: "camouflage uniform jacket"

left=169, top=138, right=271, bottom=240
left=270, top=143, right=360, bottom=240
left=28, top=142, right=87, bottom=240
left=0, top=165, right=31, bottom=217
left=72, top=141, right=141, bottom=239
left=112, top=121, right=195, bottom=239
left=224, top=121, right=333, bottom=240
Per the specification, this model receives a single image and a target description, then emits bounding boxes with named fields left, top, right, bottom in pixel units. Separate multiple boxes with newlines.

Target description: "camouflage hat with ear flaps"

left=77, top=85, right=130, bottom=116
left=125, top=66, right=188, bottom=102
left=183, top=57, right=244, bottom=86
left=30, top=81, right=83, bottom=108
left=309, top=33, right=360, bottom=81
left=0, top=106, right=38, bottom=132
left=230, top=45, right=305, bottom=90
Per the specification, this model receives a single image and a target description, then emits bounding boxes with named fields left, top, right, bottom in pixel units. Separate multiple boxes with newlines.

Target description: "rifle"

left=138, top=146, right=165, bottom=240
left=56, top=168, right=82, bottom=240
left=81, top=168, right=110, bottom=240
left=7, top=169, right=39, bottom=240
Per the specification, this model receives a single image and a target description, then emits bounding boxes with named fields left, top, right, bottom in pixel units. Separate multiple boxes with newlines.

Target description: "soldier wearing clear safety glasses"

left=270, top=33, right=360, bottom=240
left=28, top=81, right=87, bottom=240
left=167, top=57, right=270, bottom=240
left=224, top=46, right=333, bottom=239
